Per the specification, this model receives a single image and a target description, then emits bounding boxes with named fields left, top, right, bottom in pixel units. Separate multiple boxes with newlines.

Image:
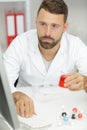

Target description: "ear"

left=36, top=19, right=38, bottom=28
left=63, top=22, right=68, bottom=32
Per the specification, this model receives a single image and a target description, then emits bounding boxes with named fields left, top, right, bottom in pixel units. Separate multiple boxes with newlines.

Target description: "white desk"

left=17, top=86, right=87, bottom=130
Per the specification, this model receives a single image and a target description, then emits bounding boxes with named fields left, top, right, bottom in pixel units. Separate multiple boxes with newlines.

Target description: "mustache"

left=41, top=36, right=54, bottom=41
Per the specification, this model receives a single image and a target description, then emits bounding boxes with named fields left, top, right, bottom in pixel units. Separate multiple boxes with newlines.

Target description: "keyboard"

left=18, top=115, right=52, bottom=129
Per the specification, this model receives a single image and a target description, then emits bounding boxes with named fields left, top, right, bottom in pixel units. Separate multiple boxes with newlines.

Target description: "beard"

left=38, top=35, right=62, bottom=49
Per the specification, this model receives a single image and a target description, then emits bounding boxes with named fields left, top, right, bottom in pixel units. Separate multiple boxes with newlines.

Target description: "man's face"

left=36, top=9, right=68, bottom=49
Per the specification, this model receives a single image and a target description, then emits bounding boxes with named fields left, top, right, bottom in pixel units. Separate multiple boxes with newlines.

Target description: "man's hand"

left=13, top=92, right=36, bottom=118
left=64, top=72, right=87, bottom=91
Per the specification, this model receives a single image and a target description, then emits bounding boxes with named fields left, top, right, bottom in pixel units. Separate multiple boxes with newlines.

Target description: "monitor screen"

left=0, top=47, right=20, bottom=129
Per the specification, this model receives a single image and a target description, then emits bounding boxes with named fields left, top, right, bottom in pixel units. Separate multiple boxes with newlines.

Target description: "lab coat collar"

left=58, top=32, right=69, bottom=55
left=46, top=32, right=69, bottom=76
left=27, top=30, right=46, bottom=75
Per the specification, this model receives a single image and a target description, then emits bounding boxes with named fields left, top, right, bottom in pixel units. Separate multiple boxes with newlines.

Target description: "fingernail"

left=26, top=115, right=29, bottom=118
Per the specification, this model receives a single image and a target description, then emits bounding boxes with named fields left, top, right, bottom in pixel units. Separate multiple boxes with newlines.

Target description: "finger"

left=24, top=99, right=36, bottom=118
left=24, top=101, right=31, bottom=118
left=65, top=75, right=82, bottom=87
left=16, top=101, right=20, bottom=115
left=64, top=78, right=77, bottom=88
left=65, top=73, right=80, bottom=82
left=29, top=100, right=36, bottom=116
left=16, top=100, right=25, bottom=117
left=68, top=82, right=83, bottom=91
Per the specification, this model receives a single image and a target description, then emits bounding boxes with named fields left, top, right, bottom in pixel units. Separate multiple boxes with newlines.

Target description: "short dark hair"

left=37, top=0, right=68, bottom=23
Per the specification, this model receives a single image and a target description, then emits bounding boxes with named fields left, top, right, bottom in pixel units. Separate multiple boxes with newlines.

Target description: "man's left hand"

left=64, top=72, right=87, bottom=91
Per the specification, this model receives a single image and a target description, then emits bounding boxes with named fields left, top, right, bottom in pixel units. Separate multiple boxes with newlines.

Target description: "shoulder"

left=62, top=32, right=87, bottom=58
left=63, top=32, right=81, bottom=42
left=9, top=29, right=37, bottom=50
left=63, top=32, right=87, bottom=48
left=15, top=29, right=37, bottom=42
left=4, top=29, right=37, bottom=61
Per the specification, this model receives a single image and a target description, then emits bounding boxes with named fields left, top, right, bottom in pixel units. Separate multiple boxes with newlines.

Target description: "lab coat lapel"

left=27, top=33, right=47, bottom=76
left=28, top=49, right=46, bottom=76
left=47, top=34, right=69, bottom=76
left=47, top=52, right=68, bottom=75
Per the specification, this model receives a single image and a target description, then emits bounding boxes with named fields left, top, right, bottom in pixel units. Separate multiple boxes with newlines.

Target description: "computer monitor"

left=0, top=47, right=30, bottom=130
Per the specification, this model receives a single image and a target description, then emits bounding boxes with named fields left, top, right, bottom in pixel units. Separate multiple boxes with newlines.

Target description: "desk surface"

left=17, top=86, right=87, bottom=130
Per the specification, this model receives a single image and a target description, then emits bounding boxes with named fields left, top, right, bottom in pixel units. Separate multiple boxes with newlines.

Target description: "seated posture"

left=3, top=0, right=87, bottom=118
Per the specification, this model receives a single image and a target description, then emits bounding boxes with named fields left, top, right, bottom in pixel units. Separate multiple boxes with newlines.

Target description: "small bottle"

left=59, top=75, right=68, bottom=88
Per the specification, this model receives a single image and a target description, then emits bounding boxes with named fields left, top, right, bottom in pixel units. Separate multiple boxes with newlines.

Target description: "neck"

left=39, top=43, right=60, bottom=61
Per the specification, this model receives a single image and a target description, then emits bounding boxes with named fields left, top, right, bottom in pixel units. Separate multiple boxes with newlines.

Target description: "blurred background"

left=0, top=0, right=87, bottom=51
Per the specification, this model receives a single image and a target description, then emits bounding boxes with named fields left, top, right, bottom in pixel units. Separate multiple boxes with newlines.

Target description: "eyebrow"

left=39, top=21, right=61, bottom=26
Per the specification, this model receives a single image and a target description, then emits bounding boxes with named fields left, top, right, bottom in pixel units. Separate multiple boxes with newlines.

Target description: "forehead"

left=37, top=9, right=64, bottom=24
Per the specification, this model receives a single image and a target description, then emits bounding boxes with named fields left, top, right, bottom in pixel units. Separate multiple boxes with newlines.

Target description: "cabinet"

left=0, top=0, right=31, bottom=51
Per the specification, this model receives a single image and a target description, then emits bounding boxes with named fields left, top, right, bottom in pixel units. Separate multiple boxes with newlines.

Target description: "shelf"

left=0, top=0, right=30, bottom=50
left=0, top=0, right=25, bottom=2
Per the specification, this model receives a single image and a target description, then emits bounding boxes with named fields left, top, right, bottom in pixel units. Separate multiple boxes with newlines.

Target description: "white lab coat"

left=3, top=29, right=87, bottom=92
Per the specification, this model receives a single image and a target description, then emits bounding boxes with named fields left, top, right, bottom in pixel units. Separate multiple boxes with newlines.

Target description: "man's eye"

left=40, top=23, right=45, bottom=26
left=52, top=24, right=58, bottom=28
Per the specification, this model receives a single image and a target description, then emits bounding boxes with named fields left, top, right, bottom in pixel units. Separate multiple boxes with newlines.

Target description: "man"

left=3, top=0, right=87, bottom=118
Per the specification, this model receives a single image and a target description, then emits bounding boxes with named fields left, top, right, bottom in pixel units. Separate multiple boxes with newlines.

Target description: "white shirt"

left=3, top=29, right=87, bottom=92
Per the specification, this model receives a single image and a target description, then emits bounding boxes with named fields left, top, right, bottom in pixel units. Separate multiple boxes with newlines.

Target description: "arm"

left=3, top=36, right=36, bottom=117
left=64, top=37, right=87, bottom=91
left=3, top=37, right=22, bottom=92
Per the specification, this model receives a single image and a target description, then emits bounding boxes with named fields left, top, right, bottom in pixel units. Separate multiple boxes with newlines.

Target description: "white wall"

left=29, top=0, right=42, bottom=29
left=64, top=0, right=87, bottom=44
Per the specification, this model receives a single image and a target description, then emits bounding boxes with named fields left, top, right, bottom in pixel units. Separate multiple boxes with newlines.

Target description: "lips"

left=41, top=37, right=53, bottom=43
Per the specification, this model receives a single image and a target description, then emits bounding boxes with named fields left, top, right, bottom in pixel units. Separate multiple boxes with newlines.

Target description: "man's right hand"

left=13, top=91, right=36, bottom=118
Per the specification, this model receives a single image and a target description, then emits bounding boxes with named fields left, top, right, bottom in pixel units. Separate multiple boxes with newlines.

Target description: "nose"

left=45, top=26, right=51, bottom=36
